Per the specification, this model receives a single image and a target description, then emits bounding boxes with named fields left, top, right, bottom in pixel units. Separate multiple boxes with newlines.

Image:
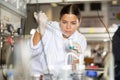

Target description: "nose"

left=66, top=23, right=71, bottom=29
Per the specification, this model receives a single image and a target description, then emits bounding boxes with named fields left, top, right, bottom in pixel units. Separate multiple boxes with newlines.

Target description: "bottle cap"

left=69, top=46, right=74, bottom=50
left=6, top=71, right=13, bottom=77
left=86, top=70, right=97, bottom=78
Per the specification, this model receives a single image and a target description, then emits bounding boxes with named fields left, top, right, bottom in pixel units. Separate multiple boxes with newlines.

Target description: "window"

left=77, top=3, right=85, bottom=11
left=90, top=2, right=101, bottom=11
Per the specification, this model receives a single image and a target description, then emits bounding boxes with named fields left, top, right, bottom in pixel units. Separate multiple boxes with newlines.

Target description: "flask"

left=71, top=64, right=85, bottom=80
left=71, top=54, right=86, bottom=80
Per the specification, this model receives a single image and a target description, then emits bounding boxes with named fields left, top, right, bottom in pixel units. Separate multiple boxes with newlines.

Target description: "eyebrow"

left=61, top=19, right=77, bottom=22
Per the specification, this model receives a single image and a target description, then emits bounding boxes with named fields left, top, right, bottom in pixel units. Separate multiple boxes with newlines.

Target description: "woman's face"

left=60, top=14, right=81, bottom=38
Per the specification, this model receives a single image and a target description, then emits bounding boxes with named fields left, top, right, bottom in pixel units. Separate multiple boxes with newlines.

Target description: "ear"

left=77, top=18, right=82, bottom=27
left=79, top=18, right=82, bottom=25
left=34, top=12, right=38, bottom=20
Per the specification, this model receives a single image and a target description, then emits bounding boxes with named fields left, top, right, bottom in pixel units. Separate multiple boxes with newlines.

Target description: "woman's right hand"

left=33, top=11, right=48, bottom=45
left=34, top=11, right=48, bottom=35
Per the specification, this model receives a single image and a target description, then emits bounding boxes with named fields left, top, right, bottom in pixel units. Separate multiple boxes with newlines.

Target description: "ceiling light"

left=112, top=0, right=118, bottom=5
left=51, top=3, right=57, bottom=7
left=64, top=0, right=112, bottom=2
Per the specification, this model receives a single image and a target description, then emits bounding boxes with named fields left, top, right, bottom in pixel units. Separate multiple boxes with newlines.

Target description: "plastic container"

left=86, top=70, right=98, bottom=80
left=7, top=69, right=14, bottom=80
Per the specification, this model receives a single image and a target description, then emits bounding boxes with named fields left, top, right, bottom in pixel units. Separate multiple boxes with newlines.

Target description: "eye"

left=71, top=22, right=77, bottom=25
left=62, top=21, right=67, bottom=24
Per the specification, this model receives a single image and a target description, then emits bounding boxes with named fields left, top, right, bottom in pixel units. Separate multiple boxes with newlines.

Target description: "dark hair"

left=60, top=4, right=81, bottom=21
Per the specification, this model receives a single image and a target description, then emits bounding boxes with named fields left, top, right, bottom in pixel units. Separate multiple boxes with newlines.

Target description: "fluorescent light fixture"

left=27, top=0, right=62, bottom=3
left=51, top=3, right=58, bottom=7
left=112, top=0, right=118, bottom=5
left=64, top=0, right=112, bottom=2
left=103, top=39, right=109, bottom=42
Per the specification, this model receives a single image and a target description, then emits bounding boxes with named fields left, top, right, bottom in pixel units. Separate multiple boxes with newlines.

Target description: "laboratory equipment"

left=61, top=39, right=86, bottom=80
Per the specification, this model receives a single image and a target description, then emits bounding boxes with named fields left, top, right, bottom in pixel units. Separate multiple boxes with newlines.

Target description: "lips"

left=65, top=31, right=72, bottom=34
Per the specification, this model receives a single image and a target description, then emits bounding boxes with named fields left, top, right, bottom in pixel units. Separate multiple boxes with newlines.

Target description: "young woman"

left=30, top=4, right=87, bottom=76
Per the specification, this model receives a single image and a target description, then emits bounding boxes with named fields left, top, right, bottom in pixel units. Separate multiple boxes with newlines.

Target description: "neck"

left=62, top=34, right=69, bottom=39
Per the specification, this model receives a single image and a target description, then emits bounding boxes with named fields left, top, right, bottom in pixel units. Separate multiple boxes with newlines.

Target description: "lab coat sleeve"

left=30, top=22, right=59, bottom=56
left=77, top=34, right=87, bottom=54
left=29, top=31, right=50, bottom=76
left=29, top=30, right=48, bottom=57
left=81, top=36, right=87, bottom=54
left=29, top=21, right=57, bottom=57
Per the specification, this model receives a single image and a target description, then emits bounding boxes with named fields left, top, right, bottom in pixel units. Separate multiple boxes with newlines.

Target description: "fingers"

left=37, top=11, right=48, bottom=23
left=72, top=42, right=81, bottom=54
left=34, top=12, right=38, bottom=22
left=34, top=11, right=48, bottom=22
left=73, top=43, right=79, bottom=49
left=34, top=12, right=37, bottom=15
left=35, top=11, right=48, bottom=35
left=38, top=11, right=47, bottom=18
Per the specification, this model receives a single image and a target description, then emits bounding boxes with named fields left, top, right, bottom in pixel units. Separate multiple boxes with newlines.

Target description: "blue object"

left=6, top=71, right=13, bottom=77
left=69, top=46, right=74, bottom=50
left=86, top=70, right=97, bottom=78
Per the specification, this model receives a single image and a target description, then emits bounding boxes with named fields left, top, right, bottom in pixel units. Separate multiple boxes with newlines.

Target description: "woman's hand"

left=72, top=42, right=82, bottom=57
left=34, top=11, right=48, bottom=35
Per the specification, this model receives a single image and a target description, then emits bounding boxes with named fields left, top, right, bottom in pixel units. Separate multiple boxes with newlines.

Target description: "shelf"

left=79, top=27, right=118, bottom=41
left=86, top=68, right=104, bottom=71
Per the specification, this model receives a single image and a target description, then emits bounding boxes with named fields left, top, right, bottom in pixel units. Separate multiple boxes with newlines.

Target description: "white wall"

left=51, top=2, right=109, bottom=26
left=33, top=2, right=109, bottom=26
left=0, top=6, right=22, bottom=30
left=40, top=4, right=53, bottom=20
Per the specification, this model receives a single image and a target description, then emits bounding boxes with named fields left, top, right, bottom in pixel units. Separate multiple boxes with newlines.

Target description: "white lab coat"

left=30, top=21, right=87, bottom=76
